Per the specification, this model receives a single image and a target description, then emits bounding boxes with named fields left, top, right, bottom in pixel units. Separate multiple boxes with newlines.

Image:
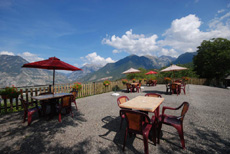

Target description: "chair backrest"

left=70, top=90, right=77, bottom=101
left=117, top=96, right=129, bottom=106
left=120, top=109, right=150, bottom=133
left=61, top=95, right=72, bottom=107
left=20, top=99, right=29, bottom=111
left=145, top=93, right=162, bottom=98
left=177, top=102, right=189, bottom=121
left=171, top=84, right=178, bottom=89
left=126, top=83, right=131, bottom=88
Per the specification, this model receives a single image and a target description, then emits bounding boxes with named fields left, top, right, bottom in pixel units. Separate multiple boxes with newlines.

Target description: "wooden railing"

left=0, top=78, right=207, bottom=114
left=0, top=80, right=126, bottom=114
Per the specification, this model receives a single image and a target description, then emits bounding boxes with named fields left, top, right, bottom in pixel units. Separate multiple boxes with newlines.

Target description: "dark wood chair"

left=20, top=99, right=42, bottom=126
left=120, top=109, right=156, bottom=154
left=171, top=84, right=179, bottom=95
left=70, top=90, right=78, bottom=110
left=158, top=102, right=189, bottom=149
left=145, top=93, right=162, bottom=98
left=117, top=96, right=130, bottom=130
left=57, top=95, right=73, bottom=122
left=39, top=92, right=54, bottom=116
left=134, top=83, right=140, bottom=93
left=126, top=83, right=133, bottom=93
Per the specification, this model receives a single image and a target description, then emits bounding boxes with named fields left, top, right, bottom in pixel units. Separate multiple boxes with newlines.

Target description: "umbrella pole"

left=53, top=69, right=55, bottom=92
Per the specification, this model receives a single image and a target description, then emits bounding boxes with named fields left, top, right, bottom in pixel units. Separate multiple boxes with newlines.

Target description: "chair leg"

left=73, top=100, right=78, bottom=110
left=175, top=125, right=185, bottom=149
left=143, top=133, right=149, bottom=154
left=59, top=112, right=62, bottom=122
left=27, top=112, right=32, bottom=126
left=123, top=128, right=128, bottom=151
left=120, top=117, right=124, bottom=130
left=157, top=122, right=163, bottom=144
left=23, top=111, right=27, bottom=123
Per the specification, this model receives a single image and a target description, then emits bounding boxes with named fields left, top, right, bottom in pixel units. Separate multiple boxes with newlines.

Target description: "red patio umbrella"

left=22, top=57, right=82, bottom=88
left=145, top=71, right=158, bottom=75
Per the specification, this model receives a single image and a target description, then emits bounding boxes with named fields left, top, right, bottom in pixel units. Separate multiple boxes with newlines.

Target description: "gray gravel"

left=0, top=84, right=230, bottom=154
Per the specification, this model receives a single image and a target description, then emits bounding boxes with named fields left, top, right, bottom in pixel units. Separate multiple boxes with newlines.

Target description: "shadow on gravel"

left=158, top=122, right=230, bottom=154
left=99, top=116, right=146, bottom=154
left=0, top=108, right=87, bottom=153
left=142, top=90, right=168, bottom=95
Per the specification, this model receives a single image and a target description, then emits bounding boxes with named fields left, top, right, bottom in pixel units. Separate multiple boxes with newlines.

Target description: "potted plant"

left=132, top=78, right=136, bottom=83
left=71, top=82, right=82, bottom=91
left=164, top=77, right=171, bottom=84
left=182, top=77, right=190, bottom=83
left=0, top=86, right=21, bottom=99
left=121, top=79, right=128, bottom=85
left=103, top=80, right=111, bottom=87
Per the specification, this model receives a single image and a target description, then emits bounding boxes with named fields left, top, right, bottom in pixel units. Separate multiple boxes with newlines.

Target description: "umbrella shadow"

left=0, top=107, right=87, bottom=153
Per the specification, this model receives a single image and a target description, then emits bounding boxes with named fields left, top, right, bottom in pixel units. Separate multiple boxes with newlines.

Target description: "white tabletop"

left=119, top=96, right=164, bottom=112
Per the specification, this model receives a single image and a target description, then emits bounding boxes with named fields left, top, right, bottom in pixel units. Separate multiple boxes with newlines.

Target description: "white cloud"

left=218, top=9, right=225, bottom=14
left=18, top=52, right=44, bottom=62
left=159, top=13, right=230, bottom=56
left=112, top=49, right=121, bottom=54
left=102, top=29, right=159, bottom=55
left=81, top=52, right=115, bottom=66
left=103, top=13, right=230, bottom=58
left=0, top=51, right=15, bottom=56
left=227, top=3, right=230, bottom=8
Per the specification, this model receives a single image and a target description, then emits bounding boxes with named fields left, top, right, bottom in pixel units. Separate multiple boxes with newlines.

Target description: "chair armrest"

left=162, top=106, right=178, bottom=115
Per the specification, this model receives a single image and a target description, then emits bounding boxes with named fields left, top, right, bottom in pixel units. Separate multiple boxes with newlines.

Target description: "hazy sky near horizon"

left=0, top=0, right=230, bottom=68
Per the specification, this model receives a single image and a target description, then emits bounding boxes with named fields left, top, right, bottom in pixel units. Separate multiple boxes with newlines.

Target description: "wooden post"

left=4, top=98, right=7, bottom=113
left=25, top=89, right=29, bottom=102
left=10, top=98, right=13, bottom=112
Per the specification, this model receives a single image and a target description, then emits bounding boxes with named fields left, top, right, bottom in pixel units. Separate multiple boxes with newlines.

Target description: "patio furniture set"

left=21, top=91, right=77, bottom=125
left=126, top=82, right=142, bottom=93
left=166, top=80, right=187, bottom=95
left=117, top=94, right=189, bottom=154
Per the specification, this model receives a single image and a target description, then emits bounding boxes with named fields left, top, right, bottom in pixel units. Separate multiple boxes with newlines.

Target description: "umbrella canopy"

left=122, top=68, right=141, bottom=74
left=22, top=57, right=82, bottom=88
left=160, top=64, right=187, bottom=72
left=160, top=64, right=187, bottom=79
left=145, top=71, right=158, bottom=75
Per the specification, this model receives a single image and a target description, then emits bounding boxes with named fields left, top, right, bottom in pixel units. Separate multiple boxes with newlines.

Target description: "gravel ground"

left=0, top=84, right=230, bottom=154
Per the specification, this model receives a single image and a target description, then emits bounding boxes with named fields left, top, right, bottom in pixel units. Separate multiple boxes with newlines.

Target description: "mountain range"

left=0, top=52, right=196, bottom=87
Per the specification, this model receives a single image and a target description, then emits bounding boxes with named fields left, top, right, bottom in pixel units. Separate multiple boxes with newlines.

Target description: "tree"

left=193, top=38, right=230, bottom=85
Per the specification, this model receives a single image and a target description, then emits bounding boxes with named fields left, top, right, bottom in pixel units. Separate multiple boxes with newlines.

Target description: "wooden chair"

left=126, top=83, right=133, bottom=93
left=117, top=96, right=129, bottom=130
left=158, top=102, right=189, bottom=149
left=20, top=99, right=42, bottom=126
left=134, top=84, right=140, bottom=93
left=171, top=84, right=179, bottom=95
left=70, top=90, right=78, bottom=110
left=145, top=93, right=162, bottom=98
left=121, top=109, right=156, bottom=154
left=58, top=95, right=73, bottom=122
left=39, top=92, right=54, bottom=116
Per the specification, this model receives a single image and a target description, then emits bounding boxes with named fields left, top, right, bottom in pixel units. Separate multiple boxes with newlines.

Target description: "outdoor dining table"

left=119, top=96, right=164, bottom=118
left=32, top=93, right=73, bottom=118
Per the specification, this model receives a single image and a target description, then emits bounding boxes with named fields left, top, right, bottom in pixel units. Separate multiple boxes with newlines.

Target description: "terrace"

left=0, top=84, right=229, bottom=153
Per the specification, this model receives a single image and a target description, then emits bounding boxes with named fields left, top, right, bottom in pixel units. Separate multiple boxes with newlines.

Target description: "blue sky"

left=0, top=0, right=230, bottom=68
